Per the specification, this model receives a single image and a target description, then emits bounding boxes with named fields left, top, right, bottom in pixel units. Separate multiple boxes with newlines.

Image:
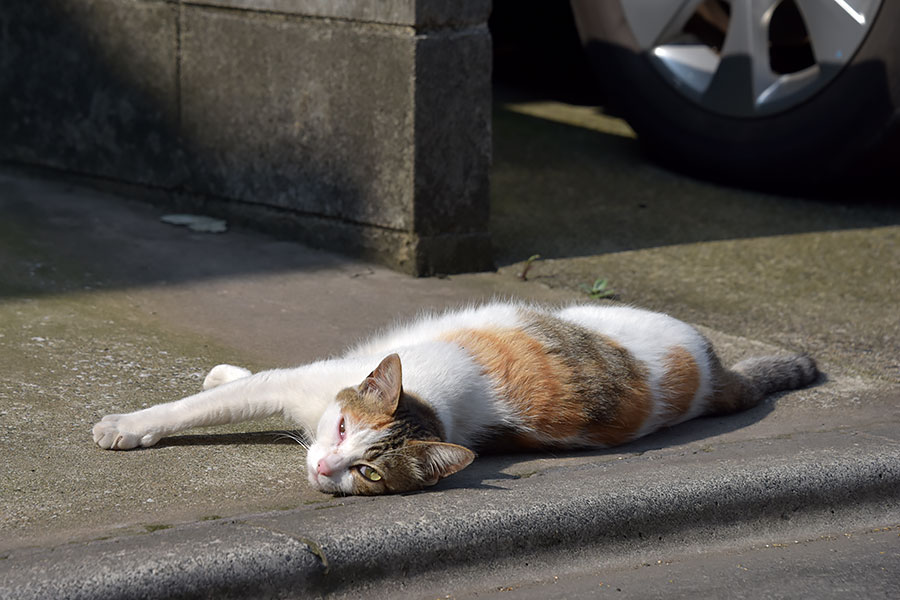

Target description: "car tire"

left=570, top=0, right=900, bottom=190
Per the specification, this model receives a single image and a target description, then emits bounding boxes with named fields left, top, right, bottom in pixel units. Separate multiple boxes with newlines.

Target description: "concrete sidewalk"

left=2, top=98, right=899, bottom=597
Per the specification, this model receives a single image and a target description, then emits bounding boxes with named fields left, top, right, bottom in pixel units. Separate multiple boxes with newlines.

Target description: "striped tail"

left=708, top=354, right=819, bottom=415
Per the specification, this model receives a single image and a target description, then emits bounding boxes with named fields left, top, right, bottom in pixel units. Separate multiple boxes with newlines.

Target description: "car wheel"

left=570, top=0, right=900, bottom=189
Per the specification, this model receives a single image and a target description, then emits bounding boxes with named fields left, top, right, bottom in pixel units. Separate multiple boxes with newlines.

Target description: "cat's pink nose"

left=316, top=458, right=333, bottom=477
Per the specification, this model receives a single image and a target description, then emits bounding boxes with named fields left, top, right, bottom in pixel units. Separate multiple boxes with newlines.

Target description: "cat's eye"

left=357, top=465, right=382, bottom=482
left=338, top=417, right=346, bottom=442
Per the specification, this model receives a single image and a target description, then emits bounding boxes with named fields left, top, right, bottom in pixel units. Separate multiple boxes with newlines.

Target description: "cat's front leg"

left=93, top=360, right=359, bottom=451
left=92, top=366, right=314, bottom=450
left=92, top=367, right=255, bottom=450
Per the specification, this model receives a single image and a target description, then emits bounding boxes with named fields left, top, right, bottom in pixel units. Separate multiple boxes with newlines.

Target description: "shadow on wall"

left=0, top=0, right=424, bottom=270
left=0, top=1, right=186, bottom=185
left=2, top=2, right=897, bottom=286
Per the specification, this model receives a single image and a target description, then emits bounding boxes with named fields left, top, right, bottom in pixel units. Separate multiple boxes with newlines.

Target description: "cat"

left=92, top=302, right=819, bottom=495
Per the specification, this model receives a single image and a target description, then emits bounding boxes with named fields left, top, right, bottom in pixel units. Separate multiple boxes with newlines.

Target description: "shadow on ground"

left=491, top=99, right=900, bottom=266
left=3, top=93, right=897, bottom=301
left=437, top=396, right=780, bottom=493
left=0, top=171, right=360, bottom=300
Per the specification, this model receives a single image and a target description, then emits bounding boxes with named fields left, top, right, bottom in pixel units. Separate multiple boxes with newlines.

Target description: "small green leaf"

left=581, top=276, right=617, bottom=300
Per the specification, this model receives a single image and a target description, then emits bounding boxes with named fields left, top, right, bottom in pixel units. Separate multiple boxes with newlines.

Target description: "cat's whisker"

left=272, top=430, right=311, bottom=450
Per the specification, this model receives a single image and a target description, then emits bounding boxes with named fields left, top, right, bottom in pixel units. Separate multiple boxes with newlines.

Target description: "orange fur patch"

left=660, top=346, right=701, bottom=418
left=441, top=328, right=587, bottom=439
left=585, top=377, right=652, bottom=446
left=344, top=408, right=393, bottom=430
left=337, top=389, right=393, bottom=430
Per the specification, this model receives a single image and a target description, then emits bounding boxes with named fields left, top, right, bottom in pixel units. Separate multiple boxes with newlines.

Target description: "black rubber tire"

left=570, top=0, right=900, bottom=191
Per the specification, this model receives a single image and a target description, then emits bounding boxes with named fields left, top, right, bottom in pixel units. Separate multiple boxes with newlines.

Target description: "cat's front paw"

left=92, top=414, right=160, bottom=450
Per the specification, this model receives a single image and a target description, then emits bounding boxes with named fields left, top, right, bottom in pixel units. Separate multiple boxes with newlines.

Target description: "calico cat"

left=92, top=303, right=818, bottom=495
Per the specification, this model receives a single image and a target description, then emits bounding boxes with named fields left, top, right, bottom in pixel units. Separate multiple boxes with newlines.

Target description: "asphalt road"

left=456, top=525, right=900, bottom=600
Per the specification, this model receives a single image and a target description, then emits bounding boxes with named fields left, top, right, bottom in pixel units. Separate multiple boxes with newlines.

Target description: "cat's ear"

left=407, top=441, right=475, bottom=485
left=362, top=353, right=403, bottom=415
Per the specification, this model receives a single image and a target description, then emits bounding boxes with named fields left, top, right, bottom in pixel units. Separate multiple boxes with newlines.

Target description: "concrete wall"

left=0, top=0, right=493, bottom=275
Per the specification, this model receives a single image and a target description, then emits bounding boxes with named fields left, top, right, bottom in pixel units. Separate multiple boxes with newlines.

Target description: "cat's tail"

left=707, top=354, right=820, bottom=415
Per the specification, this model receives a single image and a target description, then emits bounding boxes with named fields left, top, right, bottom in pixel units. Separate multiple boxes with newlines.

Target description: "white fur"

left=92, top=302, right=717, bottom=492
left=347, top=303, right=524, bottom=359
left=306, top=403, right=387, bottom=494
left=202, top=364, right=252, bottom=390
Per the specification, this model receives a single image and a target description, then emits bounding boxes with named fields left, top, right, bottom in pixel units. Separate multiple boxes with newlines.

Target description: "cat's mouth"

left=308, top=469, right=345, bottom=494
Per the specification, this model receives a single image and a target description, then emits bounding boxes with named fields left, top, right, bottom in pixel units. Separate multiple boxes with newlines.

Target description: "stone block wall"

left=0, top=0, right=493, bottom=275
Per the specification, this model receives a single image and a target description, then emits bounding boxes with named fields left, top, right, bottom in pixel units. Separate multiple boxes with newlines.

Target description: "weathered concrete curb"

left=4, top=441, right=898, bottom=599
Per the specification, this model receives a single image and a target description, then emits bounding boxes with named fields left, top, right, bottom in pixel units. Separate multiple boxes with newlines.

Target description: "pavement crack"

left=248, top=524, right=330, bottom=574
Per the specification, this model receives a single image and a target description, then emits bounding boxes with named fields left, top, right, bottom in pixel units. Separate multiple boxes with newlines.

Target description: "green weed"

left=517, top=254, right=542, bottom=281
left=580, top=277, right=617, bottom=300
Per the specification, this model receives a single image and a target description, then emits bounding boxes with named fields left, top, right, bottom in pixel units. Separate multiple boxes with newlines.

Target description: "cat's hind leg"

left=202, top=364, right=252, bottom=390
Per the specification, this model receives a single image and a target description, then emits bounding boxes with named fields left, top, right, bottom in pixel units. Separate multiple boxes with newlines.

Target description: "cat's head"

left=306, top=354, right=475, bottom=495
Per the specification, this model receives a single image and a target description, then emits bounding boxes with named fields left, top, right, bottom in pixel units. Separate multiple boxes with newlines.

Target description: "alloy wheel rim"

left=622, top=0, right=884, bottom=117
